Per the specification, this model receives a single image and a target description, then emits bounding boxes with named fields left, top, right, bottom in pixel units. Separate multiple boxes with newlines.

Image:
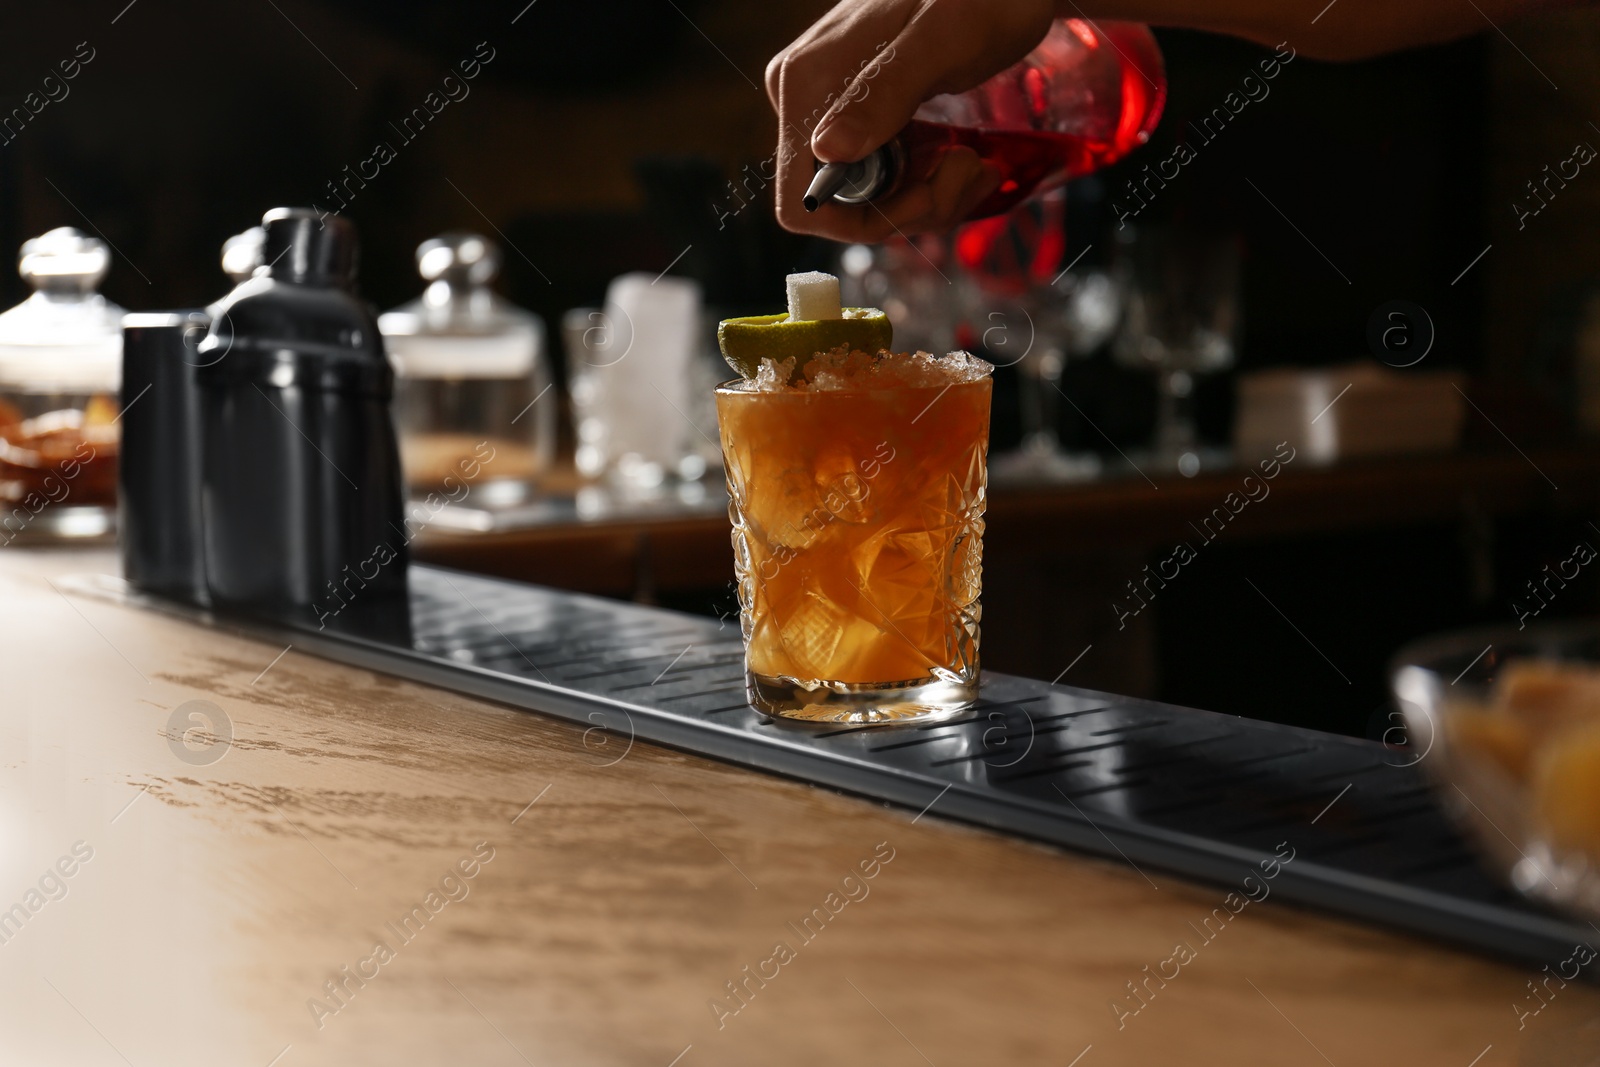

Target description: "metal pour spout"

left=803, top=164, right=854, bottom=212
left=801, top=144, right=903, bottom=211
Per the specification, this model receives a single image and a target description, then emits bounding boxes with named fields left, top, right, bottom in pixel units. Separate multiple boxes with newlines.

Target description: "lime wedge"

left=717, top=308, right=893, bottom=379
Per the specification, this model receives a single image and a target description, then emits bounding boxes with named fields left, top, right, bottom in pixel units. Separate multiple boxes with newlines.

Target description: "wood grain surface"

left=2, top=548, right=1597, bottom=1066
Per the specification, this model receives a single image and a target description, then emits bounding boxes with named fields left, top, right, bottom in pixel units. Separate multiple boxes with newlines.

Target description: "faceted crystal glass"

left=715, top=371, right=991, bottom=724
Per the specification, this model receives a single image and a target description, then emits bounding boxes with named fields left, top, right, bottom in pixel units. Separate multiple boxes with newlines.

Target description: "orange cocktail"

left=715, top=350, right=992, bottom=723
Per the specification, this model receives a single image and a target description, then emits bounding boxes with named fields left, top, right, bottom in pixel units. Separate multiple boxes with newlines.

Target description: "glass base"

left=0, top=503, right=115, bottom=545
left=1125, top=444, right=1234, bottom=478
left=749, top=672, right=977, bottom=725
left=990, top=443, right=1103, bottom=485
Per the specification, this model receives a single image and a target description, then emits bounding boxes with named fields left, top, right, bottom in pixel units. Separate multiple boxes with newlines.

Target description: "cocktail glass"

left=715, top=364, right=992, bottom=724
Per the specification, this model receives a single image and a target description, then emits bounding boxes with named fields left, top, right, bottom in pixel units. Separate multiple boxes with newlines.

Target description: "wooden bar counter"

left=3, top=547, right=1597, bottom=1065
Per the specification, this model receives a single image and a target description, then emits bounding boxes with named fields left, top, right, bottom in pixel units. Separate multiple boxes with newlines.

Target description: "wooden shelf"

left=417, top=448, right=1600, bottom=598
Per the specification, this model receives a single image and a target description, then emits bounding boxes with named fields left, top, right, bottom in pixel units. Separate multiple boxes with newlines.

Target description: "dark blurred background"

left=6, top=0, right=1600, bottom=737
left=0, top=1, right=1540, bottom=356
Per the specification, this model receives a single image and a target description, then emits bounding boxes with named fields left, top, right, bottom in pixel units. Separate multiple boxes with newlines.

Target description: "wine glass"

left=1114, top=226, right=1240, bottom=477
left=985, top=267, right=1123, bottom=481
left=953, top=190, right=1118, bottom=482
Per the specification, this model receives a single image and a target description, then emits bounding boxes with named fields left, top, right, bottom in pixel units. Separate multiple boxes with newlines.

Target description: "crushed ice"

left=749, top=347, right=993, bottom=393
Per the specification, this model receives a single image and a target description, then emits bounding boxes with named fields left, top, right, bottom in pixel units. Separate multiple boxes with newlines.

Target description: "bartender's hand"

left=768, top=0, right=1563, bottom=241
left=766, top=0, right=1059, bottom=242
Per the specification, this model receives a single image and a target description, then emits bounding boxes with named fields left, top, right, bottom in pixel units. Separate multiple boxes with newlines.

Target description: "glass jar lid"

left=0, top=227, right=125, bottom=393
left=378, top=232, right=543, bottom=379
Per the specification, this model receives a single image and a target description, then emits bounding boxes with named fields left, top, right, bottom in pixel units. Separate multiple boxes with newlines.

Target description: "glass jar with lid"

left=378, top=233, right=554, bottom=504
left=0, top=227, right=124, bottom=540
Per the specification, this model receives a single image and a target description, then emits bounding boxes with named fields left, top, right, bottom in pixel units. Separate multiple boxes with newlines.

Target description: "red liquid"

left=900, top=122, right=1118, bottom=221
left=901, top=19, right=1167, bottom=223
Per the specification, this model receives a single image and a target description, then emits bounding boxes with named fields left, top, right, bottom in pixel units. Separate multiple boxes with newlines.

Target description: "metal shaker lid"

left=260, top=208, right=358, bottom=288
left=220, top=226, right=266, bottom=284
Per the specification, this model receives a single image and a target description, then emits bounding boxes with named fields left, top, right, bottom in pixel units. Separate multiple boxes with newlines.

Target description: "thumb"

left=810, top=37, right=934, bottom=164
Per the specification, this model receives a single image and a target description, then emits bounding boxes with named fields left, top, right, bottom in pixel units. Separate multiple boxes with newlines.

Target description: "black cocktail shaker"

left=196, top=208, right=409, bottom=636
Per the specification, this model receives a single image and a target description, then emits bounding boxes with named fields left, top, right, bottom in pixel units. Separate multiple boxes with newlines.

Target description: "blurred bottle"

left=806, top=19, right=1165, bottom=221
left=0, top=228, right=124, bottom=541
left=379, top=233, right=554, bottom=505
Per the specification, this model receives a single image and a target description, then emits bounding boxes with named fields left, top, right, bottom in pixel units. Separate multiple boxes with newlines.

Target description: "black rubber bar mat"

left=66, top=565, right=1598, bottom=977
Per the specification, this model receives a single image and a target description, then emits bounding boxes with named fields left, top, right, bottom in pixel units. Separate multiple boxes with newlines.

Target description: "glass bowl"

left=1393, top=619, right=1600, bottom=922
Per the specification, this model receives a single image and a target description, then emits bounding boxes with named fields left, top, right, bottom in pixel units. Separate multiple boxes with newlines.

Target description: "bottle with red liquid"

left=804, top=19, right=1166, bottom=221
